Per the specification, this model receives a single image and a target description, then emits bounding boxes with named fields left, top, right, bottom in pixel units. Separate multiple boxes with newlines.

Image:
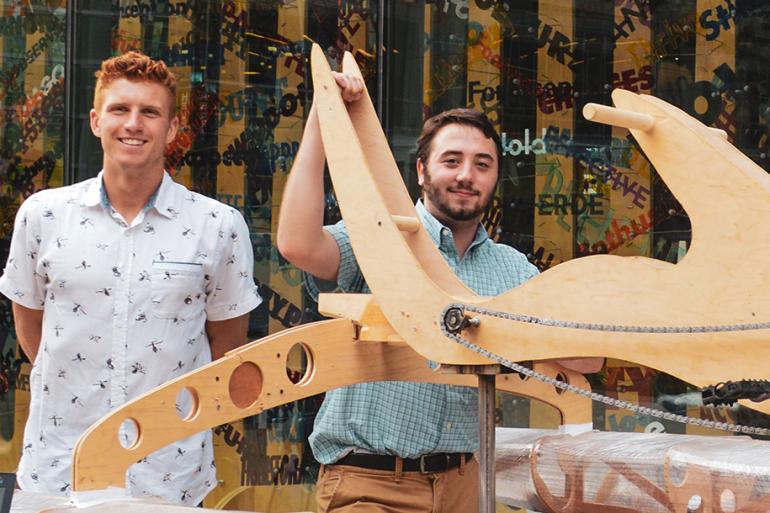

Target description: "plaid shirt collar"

left=415, top=199, right=489, bottom=258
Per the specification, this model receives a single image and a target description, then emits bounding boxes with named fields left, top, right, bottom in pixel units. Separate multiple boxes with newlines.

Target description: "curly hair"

left=93, top=51, right=177, bottom=115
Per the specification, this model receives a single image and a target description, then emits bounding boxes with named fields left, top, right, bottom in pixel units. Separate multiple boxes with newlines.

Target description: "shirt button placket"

left=110, top=227, right=133, bottom=408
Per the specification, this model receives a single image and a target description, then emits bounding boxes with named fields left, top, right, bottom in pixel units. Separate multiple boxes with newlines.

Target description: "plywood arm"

left=582, top=103, right=656, bottom=131
left=72, top=318, right=591, bottom=491
left=392, top=215, right=420, bottom=232
left=583, top=102, right=728, bottom=139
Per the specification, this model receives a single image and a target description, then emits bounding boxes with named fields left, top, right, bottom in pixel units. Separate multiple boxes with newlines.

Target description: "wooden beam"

left=72, top=319, right=591, bottom=491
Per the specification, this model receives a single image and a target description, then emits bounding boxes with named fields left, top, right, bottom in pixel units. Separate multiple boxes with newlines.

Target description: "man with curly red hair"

left=0, top=51, right=261, bottom=505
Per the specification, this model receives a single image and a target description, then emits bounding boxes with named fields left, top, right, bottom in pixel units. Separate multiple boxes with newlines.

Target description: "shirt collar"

left=82, top=170, right=176, bottom=218
left=82, top=171, right=104, bottom=208
left=415, top=199, right=489, bottom=253
left=148, top=171, right=178, bottom=219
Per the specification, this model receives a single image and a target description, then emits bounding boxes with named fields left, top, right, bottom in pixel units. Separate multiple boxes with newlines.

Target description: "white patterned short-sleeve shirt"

left=0, top=171, right=261, bottom=505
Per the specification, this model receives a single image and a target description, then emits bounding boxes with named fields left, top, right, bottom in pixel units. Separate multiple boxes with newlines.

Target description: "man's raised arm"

left=276, top=72, right=364, bottom=281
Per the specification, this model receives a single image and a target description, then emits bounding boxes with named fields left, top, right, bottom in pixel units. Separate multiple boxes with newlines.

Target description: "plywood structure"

left=312, top=45, right=770, bottom=412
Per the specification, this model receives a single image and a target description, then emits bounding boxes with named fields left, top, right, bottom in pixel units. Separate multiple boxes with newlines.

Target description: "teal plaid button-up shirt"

left=308, top=201, right=538, bottom=463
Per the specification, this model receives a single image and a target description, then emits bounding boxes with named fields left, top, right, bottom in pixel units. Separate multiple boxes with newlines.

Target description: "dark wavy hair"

left=415, top=108, right=502, bottom=166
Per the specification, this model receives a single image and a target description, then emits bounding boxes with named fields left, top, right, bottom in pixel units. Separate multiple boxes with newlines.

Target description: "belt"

left=333, top=452, right=473, bottom=473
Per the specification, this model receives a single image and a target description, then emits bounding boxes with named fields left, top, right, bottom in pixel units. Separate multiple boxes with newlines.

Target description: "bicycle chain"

left=439, top=303, right=770, bottom=437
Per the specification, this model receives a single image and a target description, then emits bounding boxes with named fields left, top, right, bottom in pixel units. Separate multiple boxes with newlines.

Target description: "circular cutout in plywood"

left=176, top=387, right=200, bottom=421
left=286, top=342, right=314, bottom=386
left=229, top=362, right=263, bottom=409
left=119, top=418, right=140, bottom=450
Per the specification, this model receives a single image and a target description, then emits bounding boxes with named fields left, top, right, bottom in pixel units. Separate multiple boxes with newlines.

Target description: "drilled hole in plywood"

left=286, top=342, right=314, bottom=385
left=515, top=361, right=533, bottom=381
left=175, top=387, right=199, bottom=421
left=554, top=372, right=568, bottom=395
left=668, top=463, right=686, bottom=486
left=720, top=489, right=736, bottom=513
left=229, top=362, right=263, bottom=409
left=687, top=494, right=703, bottom=513
left=694, top=95, right=709, bottom=116
left=119, top=418, right=140, bottom=450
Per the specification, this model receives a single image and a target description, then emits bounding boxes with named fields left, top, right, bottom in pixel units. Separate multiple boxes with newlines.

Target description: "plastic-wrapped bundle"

left=496, top=427, right=770, bottom=513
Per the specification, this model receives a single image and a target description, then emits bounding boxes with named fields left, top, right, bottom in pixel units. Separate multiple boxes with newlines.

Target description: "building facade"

left=0, top=0, right=768, bottom=509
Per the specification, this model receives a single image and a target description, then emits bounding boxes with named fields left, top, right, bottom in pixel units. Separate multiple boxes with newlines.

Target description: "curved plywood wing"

left=72, top=318, right=591, bottom=491
left=312, top=44, right=770, bottom=414
left=310, top=45, right=487, bottom=366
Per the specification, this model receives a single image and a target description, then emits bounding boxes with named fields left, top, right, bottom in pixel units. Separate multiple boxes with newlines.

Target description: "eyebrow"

left=438, top=150, right=495, bottom=161
left=105, top=102, right=163, bottom=111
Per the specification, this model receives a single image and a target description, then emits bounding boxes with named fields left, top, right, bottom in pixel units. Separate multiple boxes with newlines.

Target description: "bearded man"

left=276, top=72, right=600, bottom=513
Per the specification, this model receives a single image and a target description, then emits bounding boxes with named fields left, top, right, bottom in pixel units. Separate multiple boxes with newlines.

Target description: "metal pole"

left=477, top=373, right=496, bottom=513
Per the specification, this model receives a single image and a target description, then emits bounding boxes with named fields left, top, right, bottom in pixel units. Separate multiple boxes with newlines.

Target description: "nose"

left=456, top=162, right=473, bottom=183
left=124, top=109, right=143, bottom=131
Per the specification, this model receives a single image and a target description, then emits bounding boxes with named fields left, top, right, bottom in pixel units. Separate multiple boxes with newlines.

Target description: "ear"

left=165, top=116, right=179, bottom=145
left=89, top=109, right=101, bottom=138
left=416, top=158, right=425, bottom=187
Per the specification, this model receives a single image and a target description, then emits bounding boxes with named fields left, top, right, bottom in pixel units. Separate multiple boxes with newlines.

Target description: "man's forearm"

left=276, top=104, right=326, bottom=251
left=12, top=302, right=43, bottom=362
left=207, top=313, right=250, bottom=360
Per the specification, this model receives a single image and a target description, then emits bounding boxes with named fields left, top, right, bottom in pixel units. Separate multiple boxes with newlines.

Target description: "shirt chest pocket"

left=150, top=261, right=206, bottom=320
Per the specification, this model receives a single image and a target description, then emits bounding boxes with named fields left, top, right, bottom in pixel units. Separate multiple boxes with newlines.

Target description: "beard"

left=422, top=167, right=495, bottom=222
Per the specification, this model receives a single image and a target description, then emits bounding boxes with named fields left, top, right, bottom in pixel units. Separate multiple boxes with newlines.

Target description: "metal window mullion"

left=63, top=0, right=78, bottom=186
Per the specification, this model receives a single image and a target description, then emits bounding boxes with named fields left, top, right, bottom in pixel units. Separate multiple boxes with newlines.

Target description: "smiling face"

left=417, top=123, right=498, bottom=227
left=89, top=78, right=178, bottom=177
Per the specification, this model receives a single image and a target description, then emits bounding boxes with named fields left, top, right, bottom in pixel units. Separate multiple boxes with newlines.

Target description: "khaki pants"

left=315, top=457, right=479, bottom=513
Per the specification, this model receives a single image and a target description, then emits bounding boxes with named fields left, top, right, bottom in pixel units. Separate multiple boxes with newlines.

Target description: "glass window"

left=0, top=1, right=66, bottom=466
left=0, top=0, right=768, bottom=508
